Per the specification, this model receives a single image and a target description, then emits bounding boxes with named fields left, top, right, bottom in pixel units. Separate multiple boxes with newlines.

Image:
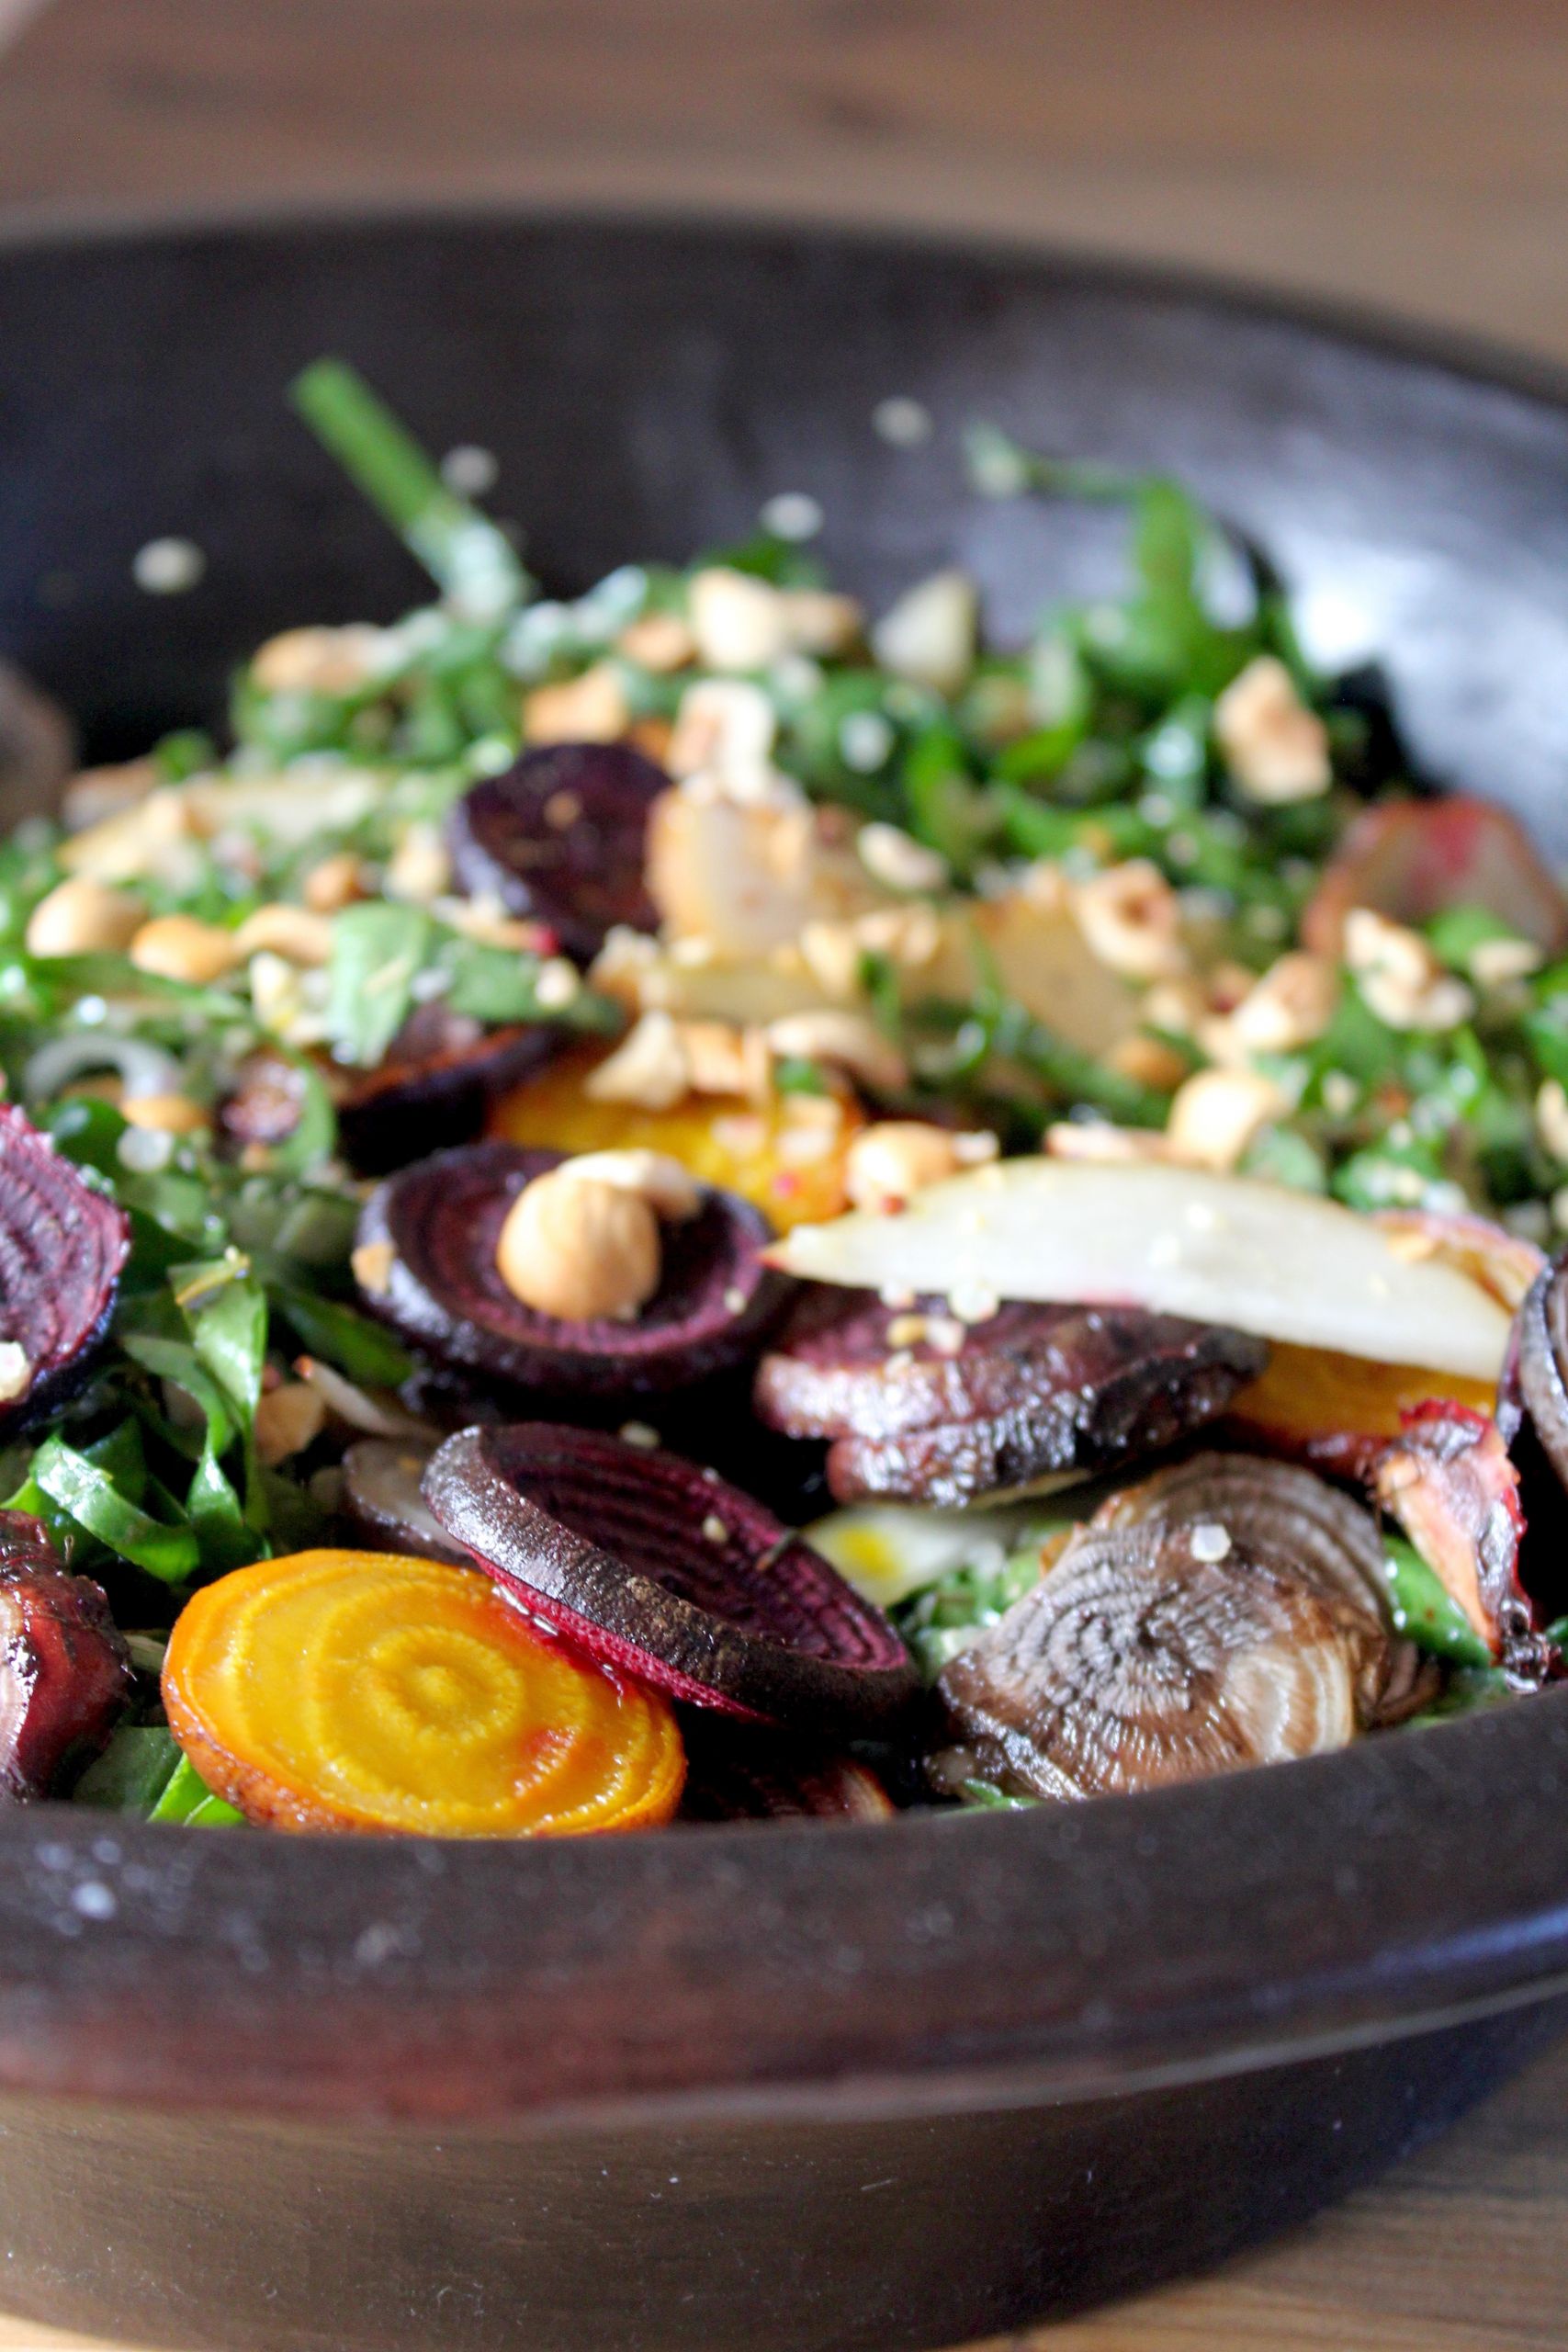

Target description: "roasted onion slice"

left=754, top=1288, right=1268, bottom=1506
left=423, top=1422, right=919, bottom=1730
left=1095, top=1451, right=1436, bottom=1724
left=1302, top=794, right=1568, bottom=959
left=356, top=1143, right=788, bottom=1399
left=0, top=1511, right=132, bottom=1799
left=935, top=1519, right=1374, bottom=1802
left=0, top=1104, right=130, bottom=1428
left=1371, top=1405, right=1546, bottom=1679
left=338, top=1439, right=468, bottom=1565
left=446, top=741, right=669, bottom=961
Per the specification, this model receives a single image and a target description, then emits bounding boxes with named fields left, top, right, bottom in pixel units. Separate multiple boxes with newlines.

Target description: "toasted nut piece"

left=1075, top=860, right=1189, bottom=982
left=585, top=1012, right=693, bottom=1112
left=688, top=569, right=789, bottom=672
left=1143, top=978, right=1210, bottom=1038
left=1537, top=1080, right=1568, bottom=1163
left=60, top=786, right=196, bottom=887
left=845, top=1120, right=998, bottom=1209
left=231, top=904, right=334, bottom=966
left=301, top=851, right=365, bottom=912
left=25, top=876, right=146, bottom=958
left=1108, top=1033, right=1190, bottom=1091
left=616, top=612, right=698, bottom=673
left=130, top=913, right=240, bottom=985
left=121, top=1092, right=209, bottom=1136
left=777, top=588, right=862, bottom=658
left=351, top=1239, right=397, bottom=1297
left=495, top=1169, right=661, bottom=1322
left=1214, top=655, right=1332, bottom=804
left=858, top=822, right=949, bottom=896
left=1343, top=907, right=1474, bottom=1032
left=1046, top=1122, right=1172, bottom=1164
left=564, top=1148, right=703, bottom=1221
left=1225, top=951, right=1339, bottom=1055
left=61, top=759, right=158, bottom=835
left=524, top=662, right=630, bottom=745
left=384, top=820, right=454, bottom=905
left=1471, top=936, right=1543, bottom=989
left=680, top=1020, right=773, bottom=1101
left=764, top=1012, right=908, bottom=1094
left=1165, top=1068, right=1286, bottom=1171
left=869, top=571, right=977, bottom=696
left=667, top=678, right=778, bottom=785
left=254, top=1380, right=329, bottom=1466
left=251, top=624, right=386, bottom=698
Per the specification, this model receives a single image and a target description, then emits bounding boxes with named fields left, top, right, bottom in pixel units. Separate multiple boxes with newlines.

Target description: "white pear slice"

left=768, top=1159, right=1513, bottom=1383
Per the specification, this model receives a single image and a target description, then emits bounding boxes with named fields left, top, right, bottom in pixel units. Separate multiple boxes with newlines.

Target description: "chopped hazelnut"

left=302, top=851, right=365, bottom=912
left=1343, top=907, right=1474, bottom=1032
left=1164, top=1069, right=1286, bottom=1171
left=1214, top=655, right=1331, bottom=804
left=232, top=903, right=335, bottom=966
left=384, top=822, right=454, bottom=905
left=585, top=1012, right=692, bottom=1112
left=351, top=1240, right=397, bottom=1297
left=1537, top=1080, right=1568, bottom=1164
left=130, top=913, right=241, bottom=986
left=563, top=1148, right=703, bottom=1222
left=845, top=1120, right=997, bottom=1209
left=868, top=571, right=977, bottom=696
left=764, top=1012, right=908, bottom=1094
left=1075, top=860, right=1189, bottom=982
left=121, top=1092, right=210, bottom=1136
left=494, top=1169, right=661, bottom=1323
left=254, top=1380, right=329, bottom=1467
left=251, top=624, right=386, bottom=698
left=857, top=822, right=949, bottom=896
left=25, top=876, right=146, bottom=959
left=615, top=611, right=697, bottom=673
left=524, top=662, right=629, bottom=745
left=667, top=678, right=777, bottom=784
left=1224, top=951, right=1339, bottom=1056
left=1045, top=1122, right=1171, bottom=1164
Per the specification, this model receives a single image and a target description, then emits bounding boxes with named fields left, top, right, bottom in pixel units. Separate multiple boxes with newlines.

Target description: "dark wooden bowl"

left=3, top=214, right=1568, bottom=2351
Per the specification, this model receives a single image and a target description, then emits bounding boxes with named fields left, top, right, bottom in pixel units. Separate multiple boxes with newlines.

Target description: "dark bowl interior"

left=4, top=212, right=1568, bottom=2352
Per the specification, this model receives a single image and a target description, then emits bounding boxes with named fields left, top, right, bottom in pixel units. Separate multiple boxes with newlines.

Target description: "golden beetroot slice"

left=0, top=1104, right=130, bottom=1427
left=0, top=1510, right=132, bottom=1798
left=1303, top=795, right=1568, bottom=958
left=446, top=741, right=669, bottom=961
left=755, top=1287, right=1267, bottom=1506
left=423, top=1422, right=919, bottom=1730
left=355, top=1142, right=789, bottom=1398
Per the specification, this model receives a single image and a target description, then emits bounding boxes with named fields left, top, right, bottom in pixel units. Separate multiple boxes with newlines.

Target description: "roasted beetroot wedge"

left=423, top=1422, right=919, bottom=1729
left=1499, top=1253, right=1568, bottom=1620
left=339, top=1011, right=566, bottom=1175
left=678, top=1716, right=895, bottom=1824
left=0, top=1105, right=129, bottom=1429
left=0, top=1511, right=132, bottom=1798
left=446, top=741, right=669, bottom=961
left=355, top=1142, right=788, bottom=1399
left=1303, top=795, right=1568, bottom=959
left=1371, top=1404, right=1548, bottom=1679
left=754, top=1288, right=1268, bottom=1506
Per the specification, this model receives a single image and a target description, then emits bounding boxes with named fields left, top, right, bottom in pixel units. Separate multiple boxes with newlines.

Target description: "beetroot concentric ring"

left=0, top=1105, right=129, bottom=1428
left=355, top=1143, right=790, bottom=1398
left=423, top=1422, right=919, bottom=1729
left=446, top=741, right=669, bottom=961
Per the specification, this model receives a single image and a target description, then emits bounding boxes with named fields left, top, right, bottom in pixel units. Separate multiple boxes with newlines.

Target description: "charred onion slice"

left=1094, top=1451, right=1435, bottom=1725
left=0, top=1104, right=129, bottom=1427
left=935, top=1520, right=1374, bottom=1802
left=423, top=1422, right=919, bottom=1729
left=678, top=1715, right=895, bottom=1823
left=1302, top=795, right=1568, bottom=959
left=356, top=1142, right=788, bottom=1398
left=338, top=1012, right=566, bottom=1177
left=0, top=1510, right=132, bottom=1799
left=1371, top=1405, right=1546, bottom=1678
left=446, top=741, right=669, bottom=961
left=754, top=1288, right=1267, bottom=1507
left=338, top=1440, right=468, bottom=1565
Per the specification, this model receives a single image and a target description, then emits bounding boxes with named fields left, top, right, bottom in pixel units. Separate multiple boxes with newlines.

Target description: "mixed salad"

left=0, top=360, right=1564, bottom=1835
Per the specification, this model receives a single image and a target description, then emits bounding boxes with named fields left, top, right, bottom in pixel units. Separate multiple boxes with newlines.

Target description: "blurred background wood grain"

left=1, top=4, right=1567, bottom=2347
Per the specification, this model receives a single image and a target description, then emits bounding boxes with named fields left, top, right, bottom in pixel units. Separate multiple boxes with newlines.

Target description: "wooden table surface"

left=2, top=4, right=1568, bottom=2346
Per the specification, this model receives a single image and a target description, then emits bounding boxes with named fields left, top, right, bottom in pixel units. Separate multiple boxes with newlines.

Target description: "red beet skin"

left=0, top=1103, right=130, bottom=1428
left=0, top=1512, right=133, bottom=1798
left=422, top=1422, right=919, bottom=1731
left=446, top=741, right=670, bottom=961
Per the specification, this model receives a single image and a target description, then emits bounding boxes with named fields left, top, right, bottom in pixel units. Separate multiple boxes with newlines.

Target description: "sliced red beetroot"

left=0, top=1510, right=132, bottom=1798
left=338, top=1012, right=566, bottom=1176
left=1370, top=1403, right=1548, bottom=1679
left=677, top=1717, right=895, bottom=1824
left=754, top=1288, right=1268, bottom=1507
left=1303, top=796, right=1568, bottom=959
left=355, top=1142, right=788, bottom=1399
left=0, top=1105, right=129, bottom=1429
left=446, top=741, right=669, bottom=962
left=422, top=1422, right=919, bottom=1729
left=338, top=1439, right=468, bottom=1565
